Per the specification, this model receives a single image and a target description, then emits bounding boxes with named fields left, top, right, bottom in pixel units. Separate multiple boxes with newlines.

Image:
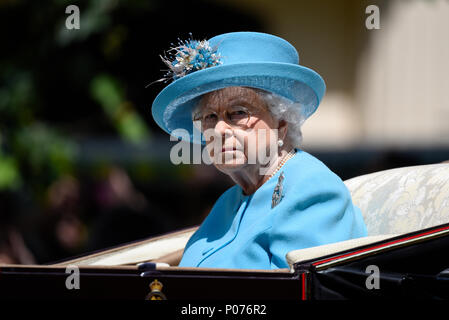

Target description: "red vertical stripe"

left=301, top=273, right=306, bottom=300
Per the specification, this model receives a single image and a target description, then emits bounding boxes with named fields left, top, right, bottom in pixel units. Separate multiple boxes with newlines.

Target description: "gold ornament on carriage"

left=145, top=279, right=167, bottom=300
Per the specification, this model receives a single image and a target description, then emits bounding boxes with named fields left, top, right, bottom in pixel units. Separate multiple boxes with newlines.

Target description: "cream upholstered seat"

left=54, top=227, right=197, bottom=267
left=287, top=163, right=449, bottom=267
left=344, top=163, right=449, bottom=236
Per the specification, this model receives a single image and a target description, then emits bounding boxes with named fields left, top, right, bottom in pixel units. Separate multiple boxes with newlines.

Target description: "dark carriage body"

left=1, top=223, right=449, bottom=300
left=0, top=264, right=303, bottom=300
left=298, top=223, right=449, bottom=299
left=0, top=226, right=304, bottom=300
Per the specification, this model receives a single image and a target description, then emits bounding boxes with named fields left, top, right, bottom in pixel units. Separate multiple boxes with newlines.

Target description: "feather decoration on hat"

left=147, top=35, right=222, bottom=87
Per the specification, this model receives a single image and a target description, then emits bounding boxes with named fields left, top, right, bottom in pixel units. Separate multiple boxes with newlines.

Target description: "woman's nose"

left=214, top=119, right=233, bottom=135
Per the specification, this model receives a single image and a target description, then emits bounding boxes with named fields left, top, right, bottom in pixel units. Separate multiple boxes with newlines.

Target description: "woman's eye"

left=229, top=110, right=248, bottom=119
left=204, top=113, right=217, bottom=121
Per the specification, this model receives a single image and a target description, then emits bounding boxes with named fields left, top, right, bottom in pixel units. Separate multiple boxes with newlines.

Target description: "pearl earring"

left=278, top=139, right=284, bottom=147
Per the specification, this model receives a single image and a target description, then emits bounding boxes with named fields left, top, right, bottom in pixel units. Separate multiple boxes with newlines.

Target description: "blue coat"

left=179, top=149, right=367, bottom=269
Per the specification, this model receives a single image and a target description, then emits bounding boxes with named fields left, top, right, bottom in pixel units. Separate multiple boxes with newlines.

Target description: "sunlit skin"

left=196, top=87, right=292, bottom=195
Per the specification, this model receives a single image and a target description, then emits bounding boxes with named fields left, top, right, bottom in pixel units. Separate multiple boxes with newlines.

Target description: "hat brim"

left=151, top=62, right=326, bottom=144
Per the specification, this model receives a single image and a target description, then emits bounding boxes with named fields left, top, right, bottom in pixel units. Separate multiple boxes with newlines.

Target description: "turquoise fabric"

left=179, top=149, right=367, bottom=269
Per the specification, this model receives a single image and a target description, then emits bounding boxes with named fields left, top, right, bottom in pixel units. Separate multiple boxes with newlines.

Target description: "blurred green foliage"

left=0, top=152, right=21, bottom=191
left=0, top=69, right=79, bottom=193
left=0, top=0, right=151, bottom=196
left=90, top=74, right=150, bottom=144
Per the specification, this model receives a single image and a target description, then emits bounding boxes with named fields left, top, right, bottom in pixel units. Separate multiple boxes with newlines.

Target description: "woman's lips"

left=222, top=147, right=237, bottom=152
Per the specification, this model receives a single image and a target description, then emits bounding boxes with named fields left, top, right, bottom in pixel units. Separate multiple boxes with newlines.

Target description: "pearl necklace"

left=268, top=148, right=296, bottom=180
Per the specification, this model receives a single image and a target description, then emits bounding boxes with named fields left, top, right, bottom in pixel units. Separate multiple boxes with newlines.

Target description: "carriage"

left=1, top=163, right=449, bottom=300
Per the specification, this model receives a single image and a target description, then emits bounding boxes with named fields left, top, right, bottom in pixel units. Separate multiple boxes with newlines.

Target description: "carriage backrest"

left=344, top=163, right=449, bottom=236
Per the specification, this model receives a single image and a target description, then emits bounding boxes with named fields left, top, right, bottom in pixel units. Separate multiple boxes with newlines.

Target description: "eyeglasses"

left=192, top=106, right=252, bottom=130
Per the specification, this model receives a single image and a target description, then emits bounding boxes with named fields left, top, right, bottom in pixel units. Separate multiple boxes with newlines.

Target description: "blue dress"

left=179, top=149, right=367, bottom=269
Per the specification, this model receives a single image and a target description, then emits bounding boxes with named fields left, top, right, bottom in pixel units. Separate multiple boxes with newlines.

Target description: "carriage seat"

left=344, top=163, right=449, bottom=236
left=286, top=162, right=449, bottom=267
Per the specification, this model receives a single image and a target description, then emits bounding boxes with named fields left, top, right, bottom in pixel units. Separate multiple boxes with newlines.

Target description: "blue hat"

left=151, top=31, right=326, bottom=145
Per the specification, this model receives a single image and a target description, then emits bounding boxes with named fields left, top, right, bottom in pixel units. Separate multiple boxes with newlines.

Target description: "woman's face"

left=196, top=87, right=282, bottom=174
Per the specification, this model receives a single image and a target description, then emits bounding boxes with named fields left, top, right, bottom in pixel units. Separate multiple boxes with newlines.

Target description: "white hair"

left=192, top=87, right=306, bottom=148
left=254, top=88, right=306, bottom=148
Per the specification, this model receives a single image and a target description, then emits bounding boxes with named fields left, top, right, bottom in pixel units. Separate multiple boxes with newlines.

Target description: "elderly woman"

left=151, top=32, right=367, bottom=269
